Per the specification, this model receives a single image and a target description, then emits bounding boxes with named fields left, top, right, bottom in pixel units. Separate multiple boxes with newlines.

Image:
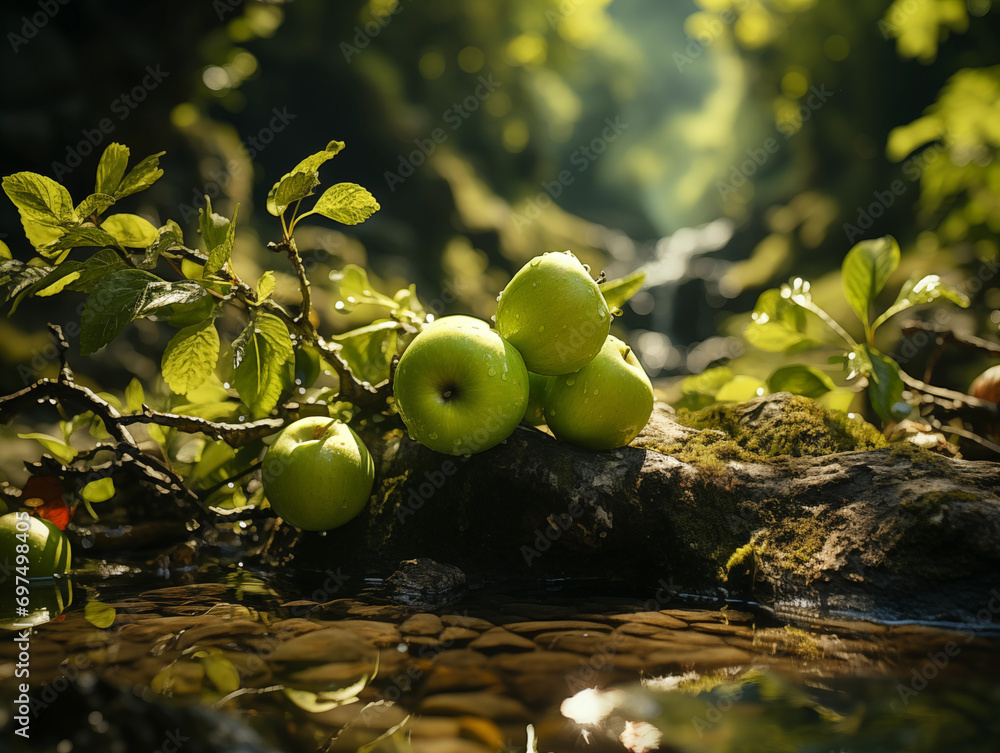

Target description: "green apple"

left=0, top=512, right=71, bottom=578
left=262, top=416, right=375, bottom=531
left=393, top=315, right=529, bottom=455
left=545, top=335, right=654, bottom=450
left=522, top=372, right=552, bottom=426
left=495, top=251, right=611, bottom=375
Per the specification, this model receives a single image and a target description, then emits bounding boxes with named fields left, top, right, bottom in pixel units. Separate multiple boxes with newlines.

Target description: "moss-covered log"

left=286, top=393, right=1000, bottom=622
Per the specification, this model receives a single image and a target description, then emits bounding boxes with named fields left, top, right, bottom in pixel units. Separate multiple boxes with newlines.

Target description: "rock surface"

left=284, top=393, right=1000, bottom=622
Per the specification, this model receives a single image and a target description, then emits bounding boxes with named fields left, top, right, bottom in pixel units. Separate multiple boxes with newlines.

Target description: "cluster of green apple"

left=261, top=251, right=653, bottom=532
left=393, top=250, right=654, bottom=454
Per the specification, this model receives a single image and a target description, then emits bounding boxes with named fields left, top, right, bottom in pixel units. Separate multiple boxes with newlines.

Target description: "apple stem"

left=313, top=418, right=339, bottom=440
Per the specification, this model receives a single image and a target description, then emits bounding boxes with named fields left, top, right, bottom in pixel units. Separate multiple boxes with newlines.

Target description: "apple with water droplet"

left=262, top=416, right=375, bottom=530
left=522, top=372, right=551, bottom=426
left=495, top=251, right=611, bottom=375
left=393, top=315, right=529, bottom=455
left=544, top=335, right=654, bottom=450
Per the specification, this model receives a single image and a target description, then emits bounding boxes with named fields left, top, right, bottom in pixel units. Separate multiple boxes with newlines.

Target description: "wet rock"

left=400, top=613, right=445, bottom=636
left=441, top=614, right=494, bottom=631
left=439, top=626, right=479, bottom=643
left=467, top=628, right=537, bottom=654
left=606, top=611, right=687, bottom=629
left=419, top=692, right=532, bottom=721
left=387, top=558, right=467, bottom=606
left=503, top=620, right=611, bottom=634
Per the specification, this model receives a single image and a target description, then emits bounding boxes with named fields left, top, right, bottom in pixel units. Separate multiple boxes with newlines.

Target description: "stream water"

left=2, top=562, right=999, bottom=753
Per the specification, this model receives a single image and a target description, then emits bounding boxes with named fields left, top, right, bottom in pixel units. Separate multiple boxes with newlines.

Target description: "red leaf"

left=22, top=476, right=73, bottom=530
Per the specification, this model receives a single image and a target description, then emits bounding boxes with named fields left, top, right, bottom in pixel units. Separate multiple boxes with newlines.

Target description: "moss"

left=901, top=489, right=978, bottom=515
left=366, top=472, right=410, bottom=550
left=887, top=440, right=953, bottom=473
left=674, top=394, right=885, bottom=459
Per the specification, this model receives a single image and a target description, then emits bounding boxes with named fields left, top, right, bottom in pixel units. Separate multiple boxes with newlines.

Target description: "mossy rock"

left=671, top=392, right=885, bottom=463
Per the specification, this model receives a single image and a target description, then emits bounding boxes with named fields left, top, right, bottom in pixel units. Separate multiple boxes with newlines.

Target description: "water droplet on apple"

left=582, top=263, right=591, bottom=273
left=428, top=432, right=438, bottom=440
left=549, top=408, right=556, bottom=415
left=566, top=377, right=576, bottom=386
left=593, top=388, right=600, bottom=395
left=530, top=257, right=542, bottom=267
left=538, top=325, right=544, bottom=332
left=500, top=373, right=508, bottom=381
left=488, top=368, right=496, bottom=377
left=584, top=398, right=589, bottom=405
left=335, top=301, right=345, bottom=310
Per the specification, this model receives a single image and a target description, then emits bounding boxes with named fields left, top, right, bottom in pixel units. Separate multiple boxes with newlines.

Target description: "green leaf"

left=291, top=140, right=345, bottom=175
left=256, top=270, right=276, bottom=302
left=162, top=319, right=221, bottom=396
left=102, top=213, right=160, bottom=248
left=18, top=432, right=77, bottom=464
left=2, top=262, right=52, bottom=305
left=330, top=264, right=397, bottom=312
left=232, top=313, right=294, bottom=418
left=115, top=151, right=165, bottom=199
left=332, top=320, right=399, bottom=386
left=81, top=270, right=209, bottom=354
left=861, top=346, right=908, bottom=424
left=2, top=172, right=76, bottom=224
left=140, top=220, right=184, bottom=269
left=0, top=239, right=10, bottom=260
left=266, top=171, right=319, bottom=217
left=599, top=270, right=646, bottom=310
left=196, top=650, right=241, bottom=694
left=204, top=205, right=239, bottom=278
left=767, top=364, right=835, bottom=398
left=75, top=193, right=116, bottom=220
left=11, top=249, right=125, bottom=314
left=309, top=182, right=380, bottom=225
left=872, top=274, right=971, bottom=332
left=817, top=388, right=857, bottom=413
left=84, top=599, right=117, bottom=629
left=842, top=236, right=900, bottom=327
left=42, top=225, right=121, bottom=253
left=36, top=271, right=80, bottom=297
left=681, top=366, right=734, bottom=397
left=125, top=377, right=145, bottom=413
left=715, top=375, right=767, bottom=402
left=744, top=288, right=809, bottom=352
left=95, top=143, right=130, bottom=196
left=198, top=196, right=231, bottom=251
left=81, top=477, right=115, bottom=503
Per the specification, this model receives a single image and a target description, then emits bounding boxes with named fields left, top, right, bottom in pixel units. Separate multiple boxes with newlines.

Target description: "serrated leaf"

left=767, top=364, right=835, bottom=398
left=75, top=193, right=116, bottom=219
left=256, top=270, right=275, bottom=302
left=81, top=270, right=209, bottom=354
left=95, top=143, right=130, bottom=196
left=330, top=264, right=397, bottom=312
left=81, top=477, right=115, bottom=503
left=3, top=263, right=52, bottom=308
left=41, top=225, right=121, bottom=254
left=2, top=172, right=76, bottom=224
left=0, top=239, right=10, bottom=259
left=842, top=236, right=900, bottom=327
left=204, top=204, right=238, bottom=277
left=18, top=433, right=77, bottom=464
left=232, top=313, right=294, bottom=418
left=599, top=270, right=646, bottom=310
left=102, top=213, right=159, bottom=248
left=266, top=171, right=319, bottom=217
left=332, top=319, right=399, bottom=386
left=115, top=151, right=165, bottom=199
left=84, top=599, right=116, bottom=629
left=162, top=319, right=221, bottom=395
left=310, top=182, right=380, bottom=225
left=291, top=140, right=345, bottom=175
left=198, top=196, right=231, bottom=251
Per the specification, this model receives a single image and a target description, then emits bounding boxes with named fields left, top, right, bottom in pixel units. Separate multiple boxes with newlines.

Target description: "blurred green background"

left=1, top=0, right=999, bottom=413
